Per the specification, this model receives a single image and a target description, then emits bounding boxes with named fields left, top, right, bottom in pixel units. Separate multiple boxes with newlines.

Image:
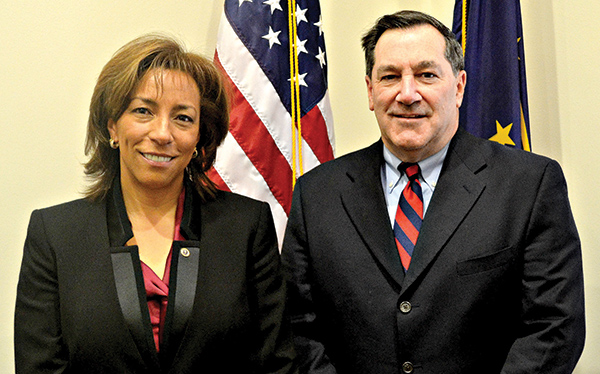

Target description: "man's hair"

left=83, top=34, right=230, bottom=201
left=361, top=10, right=464, bottom=77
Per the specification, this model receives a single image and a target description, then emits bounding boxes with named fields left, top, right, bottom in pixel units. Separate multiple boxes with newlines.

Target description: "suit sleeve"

left=501, top=160, right=585, bottom=373
left=248, top=202, right=298, bottom=374
left=281, top=180, right=338, bottom=374
left=14, top=210, right=69, bottom=373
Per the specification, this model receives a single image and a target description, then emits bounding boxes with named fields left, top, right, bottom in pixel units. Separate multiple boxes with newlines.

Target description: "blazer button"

left=399, top=301, right=412, bottom=314
left=180, top=247, right=190, bottom=257
left=402, top=361, right=414, bottom=373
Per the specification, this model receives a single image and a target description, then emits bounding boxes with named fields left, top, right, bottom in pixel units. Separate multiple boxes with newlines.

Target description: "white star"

left=315, top=47, right=326, bottom=68
left=239, top=0, right=252, bottom=6
left=290, top=72, right=308, bottom=87
left=296, top=5, right=308, bottom=25
left=296, top=37, right=308, bottom=55
left=314, top=15, right=324, bottom=36
left=262, top=26, right=282, bottom=49
left=263, top=0, right=282, bottom=14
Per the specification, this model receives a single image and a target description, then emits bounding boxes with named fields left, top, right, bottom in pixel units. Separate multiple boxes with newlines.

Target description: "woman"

left=15, top=35, right=296, bottom=373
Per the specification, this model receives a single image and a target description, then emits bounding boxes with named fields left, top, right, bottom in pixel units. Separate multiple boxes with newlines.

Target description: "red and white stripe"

left=210, top=12, right=334, bottom=247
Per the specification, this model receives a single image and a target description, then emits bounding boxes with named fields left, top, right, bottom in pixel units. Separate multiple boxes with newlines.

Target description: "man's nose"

left=395, top=77, right=422, bottom=106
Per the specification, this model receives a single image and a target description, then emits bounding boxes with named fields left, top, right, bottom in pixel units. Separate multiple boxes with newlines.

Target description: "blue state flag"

left=452, top=0, right=531, bottom=151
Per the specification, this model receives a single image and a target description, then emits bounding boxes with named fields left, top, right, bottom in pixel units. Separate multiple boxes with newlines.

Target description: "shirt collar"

left=382, top=142, right=450, bottom=191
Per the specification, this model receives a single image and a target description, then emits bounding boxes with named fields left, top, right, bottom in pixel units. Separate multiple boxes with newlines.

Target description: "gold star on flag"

left=489, top=121, right=516, bottom=146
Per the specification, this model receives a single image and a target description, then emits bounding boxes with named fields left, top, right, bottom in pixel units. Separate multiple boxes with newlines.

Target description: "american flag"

left=210, top=0, right=334, bottom=247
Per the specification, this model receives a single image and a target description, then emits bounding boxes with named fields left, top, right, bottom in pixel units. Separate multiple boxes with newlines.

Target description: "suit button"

left=402, top=361, right=414, bottom=373
left=399, top=301, right=412, bottom=314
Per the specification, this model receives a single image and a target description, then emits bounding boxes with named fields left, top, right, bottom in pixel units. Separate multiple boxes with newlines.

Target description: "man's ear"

left=455, top=70, right=467, bottom=108
left=365, top=75, right=375, bottom=112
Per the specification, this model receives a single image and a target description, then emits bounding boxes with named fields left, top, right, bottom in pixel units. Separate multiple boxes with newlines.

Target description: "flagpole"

left=288, top=0, right=303, bottom=187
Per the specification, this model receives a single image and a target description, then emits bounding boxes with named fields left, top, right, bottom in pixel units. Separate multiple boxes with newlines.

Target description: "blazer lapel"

left=107, top=183, right=161, bottom=371
left=341, top=141, right=405, bottom=287
left=161, top=186, right=202, bottom=366
left=110, top=247, right=160, bottom=370
left=401, top=129, right=487, bottom=293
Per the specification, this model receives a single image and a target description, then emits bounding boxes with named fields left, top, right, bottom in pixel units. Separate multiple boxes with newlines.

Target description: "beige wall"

left=1, top=1, right=597, bottom=372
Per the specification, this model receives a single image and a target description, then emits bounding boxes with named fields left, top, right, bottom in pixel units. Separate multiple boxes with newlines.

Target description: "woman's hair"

left=361, top=10, right=464, bottom=77
left=83, top=34, right=229, bottom=201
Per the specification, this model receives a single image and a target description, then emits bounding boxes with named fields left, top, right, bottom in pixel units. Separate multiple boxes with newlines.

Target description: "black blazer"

left=282, top=128, right=585, bottom=374
left=15, top=180, right=296, bottom=373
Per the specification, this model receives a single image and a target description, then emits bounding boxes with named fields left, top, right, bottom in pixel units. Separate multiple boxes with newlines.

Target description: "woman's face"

left=108, top=69, right=201, bottom=194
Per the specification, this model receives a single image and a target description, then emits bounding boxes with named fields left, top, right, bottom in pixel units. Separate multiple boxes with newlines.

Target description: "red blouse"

left=140, top=189, right=186, bottom=352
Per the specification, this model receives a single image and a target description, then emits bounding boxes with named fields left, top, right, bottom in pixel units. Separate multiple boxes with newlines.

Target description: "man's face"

left=366, top=25, right=466, bottom=162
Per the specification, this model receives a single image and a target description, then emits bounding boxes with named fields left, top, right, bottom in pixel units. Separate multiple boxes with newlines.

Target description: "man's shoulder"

left=454, top=128, right=557, bottom=171
left=300, top=140, right=382, bottom=180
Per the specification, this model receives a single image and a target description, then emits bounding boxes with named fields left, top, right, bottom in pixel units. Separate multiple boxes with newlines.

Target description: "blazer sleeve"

left=281, top=180, right=338, bottom=374
left=501, top=160, right=585, bottom=373
left=248, top=202, right=298, bottom=374
left=15, top=209, right=69, bottom=373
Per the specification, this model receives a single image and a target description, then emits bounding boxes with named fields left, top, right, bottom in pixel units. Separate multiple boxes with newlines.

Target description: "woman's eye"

left=176, top=114, right=194, bottom=123
left=133, top=107, right=151, bottom=115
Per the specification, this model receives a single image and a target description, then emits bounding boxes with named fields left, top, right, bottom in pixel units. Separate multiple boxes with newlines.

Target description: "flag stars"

left=239, top=0, right=253, bottom=6
left=262, top=26, right=282, bottom=49
left=489, top=120, right=516, bottom=146
left=263, top=0, right=282, bottom=14
left=296, top=37, right=308, bottom=55
left=314, top=15, right=324, bottom=36
left=315, top=47, right=326, bottom=68
left=296, top=5, right=308, bottom=25
left=289, top=73, right=308, bottom=87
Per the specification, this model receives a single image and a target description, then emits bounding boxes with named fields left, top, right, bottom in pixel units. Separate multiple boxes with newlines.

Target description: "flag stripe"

left=213, top=0, right=334, bottom=246
left=301, top=104, right=334, bottom=163
left=216, top=55, right=294, bottom=212
left=210, top=133, right=289, bottom=248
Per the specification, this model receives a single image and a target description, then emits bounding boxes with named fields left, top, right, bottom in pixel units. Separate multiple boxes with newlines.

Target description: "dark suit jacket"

left=15, top=179, right=296, bottom=373
left=281, top=128, right=585, bottom=374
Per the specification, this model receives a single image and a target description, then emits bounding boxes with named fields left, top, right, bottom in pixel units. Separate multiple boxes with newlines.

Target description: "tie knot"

left=399, top=163, right=420, bottom=180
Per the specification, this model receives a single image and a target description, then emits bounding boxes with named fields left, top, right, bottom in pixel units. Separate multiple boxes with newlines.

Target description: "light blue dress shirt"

left=380, top=143, right=449, bottom=227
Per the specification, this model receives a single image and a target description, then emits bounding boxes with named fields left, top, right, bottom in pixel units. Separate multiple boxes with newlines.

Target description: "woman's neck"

left=119, top=178, right=183, bottom=279
left=120, top=177, right=183, bottom=235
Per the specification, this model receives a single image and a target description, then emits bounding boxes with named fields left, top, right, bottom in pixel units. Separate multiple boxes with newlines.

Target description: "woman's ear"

left=107, top=119, right=118, bottom=141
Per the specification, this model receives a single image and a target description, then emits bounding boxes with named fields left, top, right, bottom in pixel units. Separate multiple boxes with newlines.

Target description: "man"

left=281, top=10, right=585, bottom=374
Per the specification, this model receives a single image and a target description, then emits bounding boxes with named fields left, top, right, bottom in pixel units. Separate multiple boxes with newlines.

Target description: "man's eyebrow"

left=375, top=60, right=440, bottom=75
left=414, top=60, right=439, bottom=70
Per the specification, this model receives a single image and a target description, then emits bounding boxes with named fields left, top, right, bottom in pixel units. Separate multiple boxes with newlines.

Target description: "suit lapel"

left=401, top=129, right=487, bottom=293
left=341, top=141, right=405, bottom=287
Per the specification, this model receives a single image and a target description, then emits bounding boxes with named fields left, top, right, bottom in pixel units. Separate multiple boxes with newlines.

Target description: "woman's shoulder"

left=212, top=189, right=269, bottom=209
left=31, top=197, right=105, bottom=227
left=35, top=197, right=101, bottom=213
left=194, top=190, right=272, bottom=223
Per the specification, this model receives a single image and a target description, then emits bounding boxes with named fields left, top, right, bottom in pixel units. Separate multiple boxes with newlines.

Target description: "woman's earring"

left=109, top=138, right=119, bottom=149
left=192, top=147, right=199, bottom=158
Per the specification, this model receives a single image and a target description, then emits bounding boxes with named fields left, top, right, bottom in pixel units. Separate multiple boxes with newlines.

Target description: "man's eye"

left=421, top=72, right=436, bottom=79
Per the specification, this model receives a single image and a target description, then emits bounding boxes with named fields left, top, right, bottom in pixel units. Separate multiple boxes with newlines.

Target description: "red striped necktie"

left=394, top=163, right=423, bottom=272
